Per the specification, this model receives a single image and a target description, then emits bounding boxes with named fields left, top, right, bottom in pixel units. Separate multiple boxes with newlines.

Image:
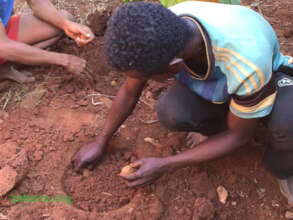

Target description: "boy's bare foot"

left=186, top=132, right=208, bottom=148
left=0, top=65, right=35, bottom=84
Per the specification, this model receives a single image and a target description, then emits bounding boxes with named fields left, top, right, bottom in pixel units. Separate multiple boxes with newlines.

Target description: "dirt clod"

left=0, top=150, right=28, bottom=196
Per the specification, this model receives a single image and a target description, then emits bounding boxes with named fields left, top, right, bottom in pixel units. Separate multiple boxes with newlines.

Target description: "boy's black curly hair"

left=104, top=2, right=192, bottom=76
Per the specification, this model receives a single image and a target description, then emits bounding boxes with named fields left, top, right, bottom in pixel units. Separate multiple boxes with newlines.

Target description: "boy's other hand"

left=63, top=21, right=95, bottom=46
left=71, top=141, right=106, bottom=172
left=65, top=55, right=86, bottom=75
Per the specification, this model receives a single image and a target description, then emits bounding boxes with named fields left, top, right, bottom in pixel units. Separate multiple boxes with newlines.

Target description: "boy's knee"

left=155, top=92, right=188, bottom=131
left=60, top=10, right=75, bottom=22
left=268, top=126, right=293, bottom=152
left=156, top=106, right=183, bottom=131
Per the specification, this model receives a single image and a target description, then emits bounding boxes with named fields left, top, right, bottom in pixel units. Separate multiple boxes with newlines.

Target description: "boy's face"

left=124, top=58, right=184, bottom=82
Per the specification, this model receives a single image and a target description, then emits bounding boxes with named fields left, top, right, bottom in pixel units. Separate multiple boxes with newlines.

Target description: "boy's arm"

left=26, top=0, right=94, bottom=45
left=124, top=111, right=259, bottom=187
left=0, top=23, right=85, bottom=74
left=163, top=111, right=258, bottom=167
left=26, top=0, right=68, bottom=30
left=71, top=77, right=147, bottom=171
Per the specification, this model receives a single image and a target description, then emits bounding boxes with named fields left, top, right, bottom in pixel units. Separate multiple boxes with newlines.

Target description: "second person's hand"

left=63, top=21, right=95, bottom=46
left=65, top=54, right=87, bottom=75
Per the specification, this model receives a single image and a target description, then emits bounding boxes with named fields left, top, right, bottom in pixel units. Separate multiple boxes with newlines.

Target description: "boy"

left=72, top=2, right=293, bottom=206
left=0, top=0, right=94, bottom=84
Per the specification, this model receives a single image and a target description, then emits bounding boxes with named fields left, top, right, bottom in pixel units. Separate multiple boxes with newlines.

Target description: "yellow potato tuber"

left=119, top=163, right=139, bottom=177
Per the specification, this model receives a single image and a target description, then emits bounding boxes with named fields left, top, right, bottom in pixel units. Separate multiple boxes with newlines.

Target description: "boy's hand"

left=63, top=21, right=95, bottom=46
left=122, top=157, right=167, bottom=187
left=65, top=55, right=87, bottom=75
left=71, top=141, right=106, bottom=172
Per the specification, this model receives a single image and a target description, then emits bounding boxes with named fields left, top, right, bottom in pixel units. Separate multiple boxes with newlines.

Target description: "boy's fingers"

left=122, top=161, right=143, bottom=181
left=75, top=37, right=84, bottom=46
left=72, top=156, right=85, bottom=172
left=87, top=163, right=95, bottom=171
left=127, top=178, right=153, bottom=187
left=87, top=161, right=99, bottom=171
left=74, top=161, right=83, bottom=172
left=131, top=160, right=143, bottom=168
left=123, top=171, right=142, bottom=181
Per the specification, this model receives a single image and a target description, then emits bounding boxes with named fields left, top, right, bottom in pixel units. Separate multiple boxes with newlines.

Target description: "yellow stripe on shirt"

left=214, top=52, right=260, bottom=92
left=216, top=56, right=252, bottom=94
left=213, top=46, right=265, bottom=87
left=230, top=92, right=277, bottom=113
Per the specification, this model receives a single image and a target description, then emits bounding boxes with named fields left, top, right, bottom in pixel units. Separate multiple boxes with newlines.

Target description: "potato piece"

left=119, top=163, right=139, bottom=177
left=79, top=33, right=92, bottom=40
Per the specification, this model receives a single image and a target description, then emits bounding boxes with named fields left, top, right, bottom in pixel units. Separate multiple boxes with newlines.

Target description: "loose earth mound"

left=62, top=152, right=137, bottom=212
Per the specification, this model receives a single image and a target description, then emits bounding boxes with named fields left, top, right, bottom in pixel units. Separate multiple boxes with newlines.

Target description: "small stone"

left=285, top=211, right=293, bottom=219
left=110, top=80, right=117, bottom=86
left=82, top=169, right=90, bottom=177
left=260, top=188, right=266, bottom=193
left=231, top=201, right=237, bottom=206
left=217, top=185, right=228, bottom=204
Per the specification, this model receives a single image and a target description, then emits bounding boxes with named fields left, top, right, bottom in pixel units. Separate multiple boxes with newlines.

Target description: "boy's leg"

left=155, top=81, right=228, bottom=139
left=18, top=9, right=74, bottom=45
left=264, top=72, right=293, bottom=206
left=0, top=10, right=74, bottom=83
